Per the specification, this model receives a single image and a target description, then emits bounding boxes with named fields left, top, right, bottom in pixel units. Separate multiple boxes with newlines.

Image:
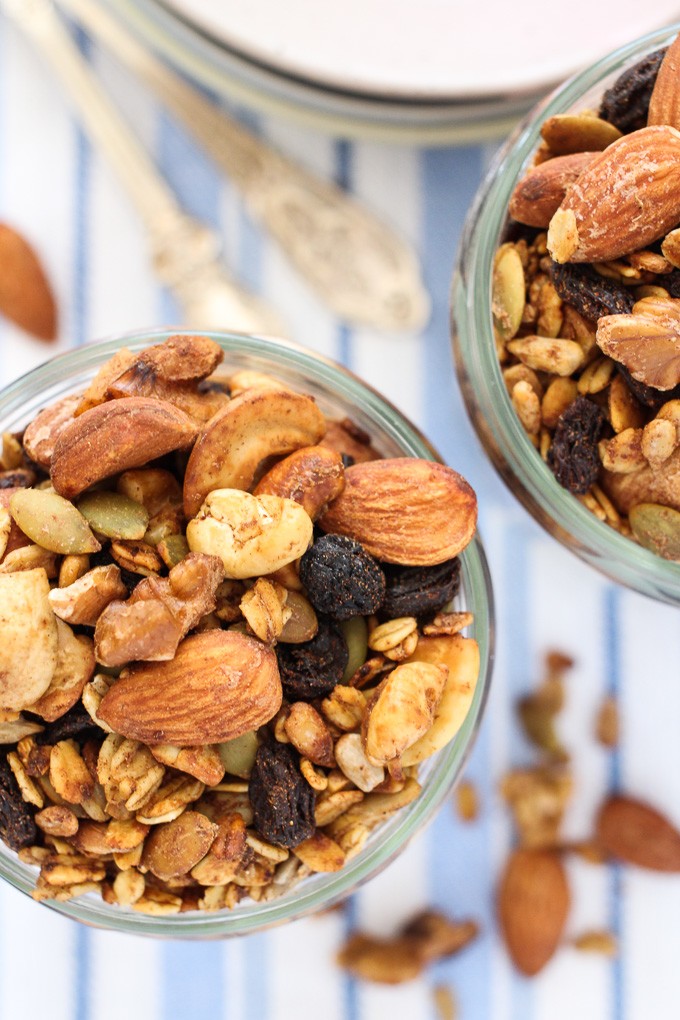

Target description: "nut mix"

left=494, top=33, right=680, bottom=560
left=0, top=334, right=480, bottom=913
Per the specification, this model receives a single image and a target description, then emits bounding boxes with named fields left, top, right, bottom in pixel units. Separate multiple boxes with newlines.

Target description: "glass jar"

left=451, top=24, right=680, bottom=605
left=0, top=328, right=493, bottom=936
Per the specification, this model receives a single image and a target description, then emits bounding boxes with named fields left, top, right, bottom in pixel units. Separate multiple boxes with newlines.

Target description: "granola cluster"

left=493, top=34, right=680, bottom=560
left=0, top=334, right=480, bottom=914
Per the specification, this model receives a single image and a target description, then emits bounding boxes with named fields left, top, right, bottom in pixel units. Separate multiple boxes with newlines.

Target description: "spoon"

left=1, top=0, right=287, bottom=337
left=55, top=0, right=431, bottom=333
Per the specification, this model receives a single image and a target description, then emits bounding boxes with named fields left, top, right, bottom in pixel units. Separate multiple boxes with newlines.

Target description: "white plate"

left=158, top=0, right=680, bottom=100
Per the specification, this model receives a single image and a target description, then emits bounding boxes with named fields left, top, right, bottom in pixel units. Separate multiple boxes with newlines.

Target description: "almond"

left=648, top=33, right=680, bottom=130
left=547, top=126, right=680, bottom=263
left=0, top=223, right=57, bottom=340
left=596, top=794, right=680, bottom=871
left=22, top=394, right=80, bottom=469
left=97, top=630, right=282, bottom=746
left=50, top=397, right=198, bottom=500
left=497, top=848, right=570, bottom=976
left=509, top=152, right=598, bottom=228
left=183, top=388, right=327, bottom=517
left=318, top=458, right=477, bottom=565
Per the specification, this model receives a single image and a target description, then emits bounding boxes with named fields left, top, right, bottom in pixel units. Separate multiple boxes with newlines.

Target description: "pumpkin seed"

left=629, top=503, right=680, bottom=561
left=77, top=491, right=149, bottom=540
left=278, top=591, right=318, bottom=643
left=339, top=616, right=368, bottom=684
left=540, top=113, right=622, bottom=155
left=9, top=489, right=100, bottom=555
left=218, top=731, right=259, bottom=778
left=157, top=533, right=190, bottom=568
left=492, top=243, right=525, bottom=343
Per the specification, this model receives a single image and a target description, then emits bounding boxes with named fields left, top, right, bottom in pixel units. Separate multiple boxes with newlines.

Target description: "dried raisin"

left=248, top=741, right=315, bottom=848
left=599, top=49, right=666, bottom=133
left=276, top=618, right=349, bottom=701
left=299, top=534, right=385, bottom=620
left=547, top=396, right=606, bottom=494
left=34, top=703, right=100, bottom=745
left=0, top=754, right=37, bottom=851
left=550, top=262, right=635, bottom=322
left=381, top=559, right=461, bottom=618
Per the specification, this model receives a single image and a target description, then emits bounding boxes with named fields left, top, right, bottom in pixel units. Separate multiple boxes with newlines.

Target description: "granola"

left=494, top=35, right=680, bottom=559
left=0, top=333, right=480, bottom=914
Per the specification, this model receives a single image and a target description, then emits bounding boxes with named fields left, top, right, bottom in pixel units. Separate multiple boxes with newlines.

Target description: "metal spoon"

left=1, top=0, right=287, bottom=337
left=55, top=0, right=431, bottom=333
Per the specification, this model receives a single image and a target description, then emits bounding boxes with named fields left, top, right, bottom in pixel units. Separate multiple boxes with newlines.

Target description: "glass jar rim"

left=0, top=328, right=494, bottom=936
left=452, top=22, right=680, bottom=604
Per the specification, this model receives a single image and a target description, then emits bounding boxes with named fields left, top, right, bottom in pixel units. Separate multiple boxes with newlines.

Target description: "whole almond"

left=547, top=126, right=680, bottom=263
left=0, top=223, right=57, bottom=340
left=509, top=152, right=598, bottom=228
left=318, top=458, right=477, bottom=565
left=596, top=794, right=680, bottom=871
left=51, top=397, right=198, bottom=500
left=97, top=630, right=282, bottom=745
left=498, top=848, right=570, bottom=976
left=648, top=33, right=680, bottom=129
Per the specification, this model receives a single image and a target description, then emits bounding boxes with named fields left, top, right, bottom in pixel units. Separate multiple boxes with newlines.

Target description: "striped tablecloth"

left=0, top=15, right=679, bottom=1020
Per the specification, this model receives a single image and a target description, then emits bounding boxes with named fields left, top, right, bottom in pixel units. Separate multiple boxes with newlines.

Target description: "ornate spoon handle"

left=57, top=0, right=430, bottom=333
left=1, top=0, right=286, bottom=337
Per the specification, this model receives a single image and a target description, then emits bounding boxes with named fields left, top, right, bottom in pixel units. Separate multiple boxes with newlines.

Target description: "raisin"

left=299, top=534, right=385, bottom=620
left=0, top=753, right=37, bottom=851
left=663, top=269, right=680, bottom=299
left=0, top=469, right=36, bottom=489
left=34, top=703, right=100, bottom=745
left=547, top=396, right=606, bottom=494
left=381, top=559, right=461, bottom=618
left=550, top=262, right=635, bottom=321
left=617, top=365, right=680, bottom=410
left=276, top=618, right=348, bottom=701
left=248, top=741, right=315, bottom=848
left=599, top=49, right=666, bottom=133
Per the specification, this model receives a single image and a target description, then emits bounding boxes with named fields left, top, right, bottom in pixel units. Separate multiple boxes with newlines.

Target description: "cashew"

left=335, top=733, right=385, bottom=792
left=186, top=489, right=313, bottom=579
left=182, top=388, right=326, bottom=517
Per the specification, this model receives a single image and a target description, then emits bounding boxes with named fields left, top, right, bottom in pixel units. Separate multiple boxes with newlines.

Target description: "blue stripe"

left=243, top=932, right=269, bottom=1020
left=74, top=924, right=91, bottom=1020
left=421, top=146, right=488, bottom=489
left=161, top=941, right=226, bottom=1020
left=604, top=586, right=624, bottom=1020
left=343, top=894, right=360, bottom=1020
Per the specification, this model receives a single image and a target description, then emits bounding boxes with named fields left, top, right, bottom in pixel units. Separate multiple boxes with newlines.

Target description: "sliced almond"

left=0, top=568, right=58, bottom=710
left=29, top=620, right=95, bottom=722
